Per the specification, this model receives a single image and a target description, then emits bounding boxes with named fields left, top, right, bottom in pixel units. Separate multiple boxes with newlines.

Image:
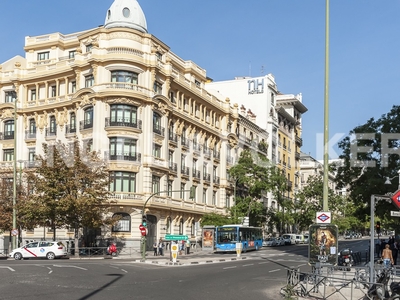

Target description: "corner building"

left=0, top=0, right=250, bottom=250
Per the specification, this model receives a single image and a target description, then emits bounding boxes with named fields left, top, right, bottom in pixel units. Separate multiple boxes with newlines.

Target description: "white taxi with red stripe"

left=10, top=241, right=67, bottom=260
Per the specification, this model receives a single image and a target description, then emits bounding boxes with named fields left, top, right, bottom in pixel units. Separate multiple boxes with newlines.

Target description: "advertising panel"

left=202, top=226, right=215, bottom=251
left=308, top=224, right=338, bottom=266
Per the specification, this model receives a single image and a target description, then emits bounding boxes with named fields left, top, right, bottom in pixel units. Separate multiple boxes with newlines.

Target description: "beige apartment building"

left=0, top=0, right=274, bottom=250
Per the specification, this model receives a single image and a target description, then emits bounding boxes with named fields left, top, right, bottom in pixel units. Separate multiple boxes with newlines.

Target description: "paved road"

left=0, top=245, right=314, bottom=300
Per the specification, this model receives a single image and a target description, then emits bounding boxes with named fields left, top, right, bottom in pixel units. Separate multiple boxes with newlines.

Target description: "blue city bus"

left=215, top=225, right=263, bottom=252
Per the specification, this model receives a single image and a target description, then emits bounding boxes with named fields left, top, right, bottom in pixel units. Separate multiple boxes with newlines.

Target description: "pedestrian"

left=158, top=239, right=164, bottom=256
left=153, top=241, right=158, bottom=256
left=382, top=244, right=394, bottom=268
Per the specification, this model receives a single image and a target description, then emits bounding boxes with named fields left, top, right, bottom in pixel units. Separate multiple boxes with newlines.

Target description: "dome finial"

left=105, top=0, right=147, bottom=33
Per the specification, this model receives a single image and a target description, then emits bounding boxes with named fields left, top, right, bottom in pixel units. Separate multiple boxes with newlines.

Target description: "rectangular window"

left=180, top=183, right=185, bottom=199
left=3, top=149, right=14, bottom=161
left=203, top=189, right=207, bottom=204
left=70, top=81, right=76, bottom=93
left=5, top=91, right=16, bottom=103
left=30, top=89, right=36, bottom=101
left=28, top=148, right=35, bottom=162
left=152, top=176, right=160, bottom=193
left=153, top=81, right=162, bottom=94
left=37, top=51, right=49, bottom=61
left=69, top=51, right=76, bottom=59
left=109, top=172, right=136, bottom=193
left=212, top=191, right=216, bottom=205
left=51, top=86, right=56, bottom=97
left=85, top=75, right=94, bottom=87
left=153, top=144, right=161, bottom=158
left=86, top=44, right=93, bottom=52
left=167, top=180, right=173, bottom=197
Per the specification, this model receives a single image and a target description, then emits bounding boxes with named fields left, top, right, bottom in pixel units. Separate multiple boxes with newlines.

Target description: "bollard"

left=236, top=243, right=242, bottom=258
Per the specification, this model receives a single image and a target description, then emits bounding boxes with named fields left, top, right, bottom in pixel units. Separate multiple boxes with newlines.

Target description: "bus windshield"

left=216, top=227, right=238, bottom=243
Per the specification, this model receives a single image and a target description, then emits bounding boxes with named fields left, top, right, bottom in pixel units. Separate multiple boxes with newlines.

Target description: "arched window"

left=191, top=220, right=195, bottom=236
left=166, top=217, right=171, bottom=234
left=4, top=120, right=14, bottom=140
left=112, top=212, right=131, bottom=232
left=83, top=107, right=93, bottom=129
left=110, top=104, right=137, bottom=127
left=179, top=219, right=184, bottom=235
left=70, top=113, right=76, bottom=133
left=49, top=116, right=56, bottom=134
left=153, top=112, right=162, bottom=134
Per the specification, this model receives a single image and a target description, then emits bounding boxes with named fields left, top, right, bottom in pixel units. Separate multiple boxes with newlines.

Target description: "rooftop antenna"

left=261, top=65, right=264, bottom=75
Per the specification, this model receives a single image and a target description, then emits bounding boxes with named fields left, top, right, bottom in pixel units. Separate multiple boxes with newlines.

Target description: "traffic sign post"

left=165, top=234, right=188, bottom=241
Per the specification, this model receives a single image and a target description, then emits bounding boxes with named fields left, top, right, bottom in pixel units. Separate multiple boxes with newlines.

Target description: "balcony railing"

left=153, top=125, right=165, bottom=136
left=295, top=135, right=303, bottom=147
left=169, top=162, right=177, bottom=172
left=192, top=170, right=201, bottom=179
left=80, top=120, right=93, bottom=130
left=105, top=117, right=142, bottom=129
left=213, top=176, right=220, bottom=185
left=0, top=131, right=15, bottom=140
left=203, top=173, right=211, bottom=182
left=65, top=125, right=76, bottom=134
left=193, top=142, right=201, bottom=154
left=213, top=151, right=220, bottom=160
left=106, top=151, right=141, bottom=162
left=181, top=166, right=190, bottom=176
left=181, top=137, right=190, bottom=147
left=168, top=132, right=178, bottom=143
left=45, top=127, right=57, bottom=137
left=25, top=130, right=36, bottom=139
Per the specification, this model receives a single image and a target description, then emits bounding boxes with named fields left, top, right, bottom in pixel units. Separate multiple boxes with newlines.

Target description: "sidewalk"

left=110, top=249, right=250, bottom=266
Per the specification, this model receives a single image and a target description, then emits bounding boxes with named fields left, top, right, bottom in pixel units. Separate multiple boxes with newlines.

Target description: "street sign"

left=391, top=211, right=400, bottom=217
left=139, top=225, right=147, bottom=236
left=391, top=190, right=400, bottom=209
left=316, top=212, right=331, bottom=224
left=165, top=234, right=188, bottom=241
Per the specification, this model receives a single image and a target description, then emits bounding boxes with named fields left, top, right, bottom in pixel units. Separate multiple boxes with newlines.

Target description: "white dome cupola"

left=104, top=0, right=147, bottom=33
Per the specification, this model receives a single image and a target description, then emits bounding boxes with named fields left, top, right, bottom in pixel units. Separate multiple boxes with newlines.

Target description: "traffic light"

left=190, top=186, right=196, bottom=199
left=376, top=221, right=381, bottom=234
left=142, top=214, right=147, bottom=227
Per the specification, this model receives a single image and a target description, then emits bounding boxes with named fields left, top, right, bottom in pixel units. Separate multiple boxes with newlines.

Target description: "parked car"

left=303, top=234, right=309, bottom=244
left=344, top=232, right=352, bottom=239
left=282, top=234, right=296, bottom=245
left=10, top=241, right=67, bottom=260
left=275, top=237, right=285, bottom=246
left=263, top=238, right=276, bottom=247
left=295, top=235, right=305, bottom=244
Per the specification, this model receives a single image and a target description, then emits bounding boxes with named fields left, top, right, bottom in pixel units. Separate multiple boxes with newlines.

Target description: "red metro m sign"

left=391, top=190, right=400, bottom=210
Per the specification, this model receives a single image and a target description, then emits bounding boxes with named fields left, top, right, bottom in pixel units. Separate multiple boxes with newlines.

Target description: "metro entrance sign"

left=391, top=190, right=400, bottom=209
left=165, top=234, right=188, bottom=241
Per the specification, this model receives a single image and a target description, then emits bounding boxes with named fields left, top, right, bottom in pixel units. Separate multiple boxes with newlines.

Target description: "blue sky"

left=1, top=0, right=399, bottom=160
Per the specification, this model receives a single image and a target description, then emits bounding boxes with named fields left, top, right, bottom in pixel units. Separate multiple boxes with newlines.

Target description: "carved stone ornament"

left=228, top=136, right=238, bottom=148
left=0, top=108, right=14, bottom=120
left=106, top=97, right=140, bottom=106
left=80, top=94, right=94, bottom=108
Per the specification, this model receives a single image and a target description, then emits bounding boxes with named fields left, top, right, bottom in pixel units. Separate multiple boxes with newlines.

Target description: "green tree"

left=200, top=213, right=231, bottom=227
left=335, top=105, right=400, bottom=225
left=228, top=149, right=280, bottom=227
left=20, top=141, right=115, bottom=256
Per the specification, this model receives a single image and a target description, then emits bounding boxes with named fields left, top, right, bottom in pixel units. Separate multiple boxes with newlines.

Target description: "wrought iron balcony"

left=105, top=117, right=142, bottom=129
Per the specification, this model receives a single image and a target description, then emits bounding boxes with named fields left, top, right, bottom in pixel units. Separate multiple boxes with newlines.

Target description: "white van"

left=282, top=234, right=296, bottom=245
left=295, top=234, right=305, bottom=244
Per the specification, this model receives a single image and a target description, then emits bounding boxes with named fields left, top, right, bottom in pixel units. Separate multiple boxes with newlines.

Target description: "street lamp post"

left=11, top=96, right=18, bottom=251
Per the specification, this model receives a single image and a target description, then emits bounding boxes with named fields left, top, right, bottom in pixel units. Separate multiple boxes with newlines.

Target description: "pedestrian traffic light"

left=142, top=214, right=147, bottom=227
left=376, top=221, right=381, bottom=234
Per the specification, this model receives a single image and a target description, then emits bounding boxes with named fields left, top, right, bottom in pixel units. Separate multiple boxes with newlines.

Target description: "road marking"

left=242, top=264, right=254, bottom=267
left=223, top=266, right=237, bottom=269
left=258, top=262, right=268, bottom=264
left=53, top=265, right=87, bottom=271
left=269, top=269, right=280, bottom=273
left=121, top=269, right=128, bottom=273
left=0, top=266, right=15, bottom=272
left=47, top=267, right=52, bottom=274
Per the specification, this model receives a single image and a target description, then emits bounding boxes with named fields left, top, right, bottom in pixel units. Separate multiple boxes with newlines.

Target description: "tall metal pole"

left=322, top=0, right=330, bottom=211
left=369, top=194, right=375, bottom=283
left=12, top=97, right=17, bottom=250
